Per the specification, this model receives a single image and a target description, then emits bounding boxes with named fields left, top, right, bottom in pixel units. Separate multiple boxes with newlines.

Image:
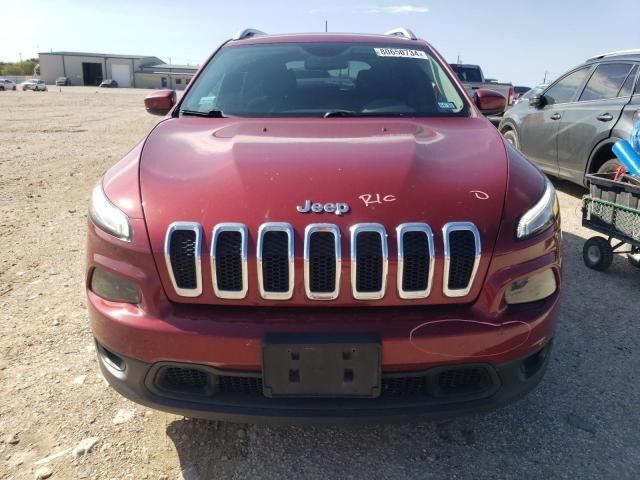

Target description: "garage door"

left=111, top=63, right=131, bottom=88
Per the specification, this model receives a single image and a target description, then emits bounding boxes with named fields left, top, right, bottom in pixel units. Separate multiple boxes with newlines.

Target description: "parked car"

left=0, top=79, right=17, bottom=91
left=87, top=27, right=560, bottom=423
left=449, top=63, right=514, bottom=115
left=99, top=79, right=118, bottom=88
left=499, top=50, right=640, bottom=185
left=514, top=84, right=548, bottom=105
left=513, top=86, right=531, bottom=101
left=55, top=76, right=70, bottom=86
left=21, top=79, right=47, bottom=91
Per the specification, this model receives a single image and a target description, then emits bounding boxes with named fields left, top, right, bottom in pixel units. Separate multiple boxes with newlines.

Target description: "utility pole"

left=18, top=52, right=22, bottom=62
left=457, top=53, right=461, bottom=64
left=543, top=71, right=548, bottom=83
left=325, top=20, right=328, bottom=32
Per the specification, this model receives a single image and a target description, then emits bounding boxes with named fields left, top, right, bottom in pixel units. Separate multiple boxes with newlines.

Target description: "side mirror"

left=144, top=89, right=176, bottom=116
left=529, top=93, right=544, bottom=108
left=475, top=89, right=506, bottom=116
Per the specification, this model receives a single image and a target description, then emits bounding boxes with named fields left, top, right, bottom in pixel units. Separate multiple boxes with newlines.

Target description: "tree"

left=2, top=64, right=23, bottom=75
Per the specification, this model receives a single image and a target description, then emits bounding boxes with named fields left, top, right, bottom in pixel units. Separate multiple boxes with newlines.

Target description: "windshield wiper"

left=323, top=110, right=356, bottom=118
left=180, top=109, right=225, bottom=118
left=323, top=110, right=412, bottom=118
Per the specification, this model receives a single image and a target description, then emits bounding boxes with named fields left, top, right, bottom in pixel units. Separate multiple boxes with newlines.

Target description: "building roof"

left=148, top=63, right=199, bottom=71
left=39, top=51, right=162, bottom=60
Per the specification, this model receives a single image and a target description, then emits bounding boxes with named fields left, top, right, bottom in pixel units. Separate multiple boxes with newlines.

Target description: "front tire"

left=583, top=237, right=613, bottom=271
left=502, top=129, right=519, bottom=149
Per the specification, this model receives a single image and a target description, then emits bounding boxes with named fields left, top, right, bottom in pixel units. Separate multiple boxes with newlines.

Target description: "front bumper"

left=95, top=338, right=552, bottom=424
left=89, top=286, right=558, bottom=422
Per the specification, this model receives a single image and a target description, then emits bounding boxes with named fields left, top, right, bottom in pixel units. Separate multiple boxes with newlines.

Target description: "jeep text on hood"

left=87, top=29, right=561, bottom=423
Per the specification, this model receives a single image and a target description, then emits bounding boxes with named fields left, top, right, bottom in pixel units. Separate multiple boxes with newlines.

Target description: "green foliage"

left=0, top=59, right=39, bottom=76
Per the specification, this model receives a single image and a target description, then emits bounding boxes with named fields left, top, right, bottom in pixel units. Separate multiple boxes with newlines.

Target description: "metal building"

left=38, top=51, right=198, bottom=89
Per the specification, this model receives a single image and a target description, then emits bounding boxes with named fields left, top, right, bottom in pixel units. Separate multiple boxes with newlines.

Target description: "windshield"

left=180, top=42, right=468, bottom=117
left=451, top=66, right=483, bottom=83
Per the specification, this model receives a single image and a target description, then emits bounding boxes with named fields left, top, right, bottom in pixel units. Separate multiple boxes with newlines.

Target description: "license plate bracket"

left=262, top=333, right=381, bottom=398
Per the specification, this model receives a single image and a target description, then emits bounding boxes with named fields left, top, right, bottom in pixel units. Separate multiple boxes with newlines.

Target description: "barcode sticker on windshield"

left=374, top=48, right=428, bottom=59
left=438, top=101, right=456, bottom=110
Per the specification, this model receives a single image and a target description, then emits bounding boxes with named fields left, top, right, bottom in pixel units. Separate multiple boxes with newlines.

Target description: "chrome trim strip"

left=396, top=223, right=435, bottom=299
left=211, top=223, right=248, bottom=299
left=304, top=224, right=341, bottom=300
left=442, top=222, right=481, bottom=298
left=256, top=222, right=294, bottom=300
left=164, top=221, right=203, bottom=298
left=350, top=223, right=388, bottom=300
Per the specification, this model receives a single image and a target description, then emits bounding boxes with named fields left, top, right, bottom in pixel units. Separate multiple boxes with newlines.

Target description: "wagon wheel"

left=583, top=237, right=613, bottom=271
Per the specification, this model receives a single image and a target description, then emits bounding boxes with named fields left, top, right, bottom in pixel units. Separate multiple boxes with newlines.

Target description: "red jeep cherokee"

left=86, top=28, right=561, bottom=422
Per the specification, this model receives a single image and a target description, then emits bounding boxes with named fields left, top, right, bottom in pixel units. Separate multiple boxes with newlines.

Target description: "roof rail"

left=232, top=28, right=267, bottom=41
left=384, top=27, right=417, bottom=40
left=586, top=48, right=640, bottom=61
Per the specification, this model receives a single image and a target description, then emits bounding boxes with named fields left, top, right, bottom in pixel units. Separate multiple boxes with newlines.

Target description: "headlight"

left=516, top=177, right=558, bottom=239
left=505, top=269, right=557, bottom=305
left=89, top=179, right=131, bottom=241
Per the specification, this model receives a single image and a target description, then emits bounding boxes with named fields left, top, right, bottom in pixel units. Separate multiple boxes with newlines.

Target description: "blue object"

left=613, top=139, right=640, bottom=176
left=630, top=121, right=640, bottom=154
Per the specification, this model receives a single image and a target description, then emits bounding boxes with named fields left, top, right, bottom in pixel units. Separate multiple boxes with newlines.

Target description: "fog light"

left=505, top=269, right=556, bottom=305
left=90, top=267, right=140, bottom=304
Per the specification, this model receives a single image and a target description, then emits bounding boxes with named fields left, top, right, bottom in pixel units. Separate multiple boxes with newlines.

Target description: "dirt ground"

left=1, top=87, right=639, bottom=480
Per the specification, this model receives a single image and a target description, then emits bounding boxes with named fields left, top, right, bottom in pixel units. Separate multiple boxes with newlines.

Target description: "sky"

left=2, top=0, right=639, bottom=86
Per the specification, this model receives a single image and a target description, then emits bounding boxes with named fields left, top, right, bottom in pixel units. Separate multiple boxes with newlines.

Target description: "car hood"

left=140, top=116, right=508, bottom=306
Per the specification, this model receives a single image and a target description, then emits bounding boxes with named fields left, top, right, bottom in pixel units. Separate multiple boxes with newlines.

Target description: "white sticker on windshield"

left=199, top=96, right=216, bottom=106
left=374, top=48, right=428, bottom=59
left=438, top=101, right=456, bottom=110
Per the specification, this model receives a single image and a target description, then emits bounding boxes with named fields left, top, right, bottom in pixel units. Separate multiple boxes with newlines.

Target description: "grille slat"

left=263, top=232, right=289, bottom=292
left=170, top=231, right=197, bottom=288
left=402, top=232, right=429, bottom=291
left=216, top=232, right=242, bottom=290
left=443, top=223, right=481, bottom=297
left=164, top=222, right=202, bottom=297
left=258, top=223, right=294, bottom=300
left=310, top=233, right=336, bottom=292
left=397, top=223, right=434, bottom=299
left=304, top=224, right=341, bottom=300
left=350, top=224, right=388, bottom=300
left=212, top=224, right=248, bottom=299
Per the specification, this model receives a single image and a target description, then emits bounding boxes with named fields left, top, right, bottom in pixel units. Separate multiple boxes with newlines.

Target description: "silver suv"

left=499, top=50, right=640, bottom=186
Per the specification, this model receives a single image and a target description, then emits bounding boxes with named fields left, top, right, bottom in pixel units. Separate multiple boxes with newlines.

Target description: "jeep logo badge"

left=296, top=200, right=350, bottom=216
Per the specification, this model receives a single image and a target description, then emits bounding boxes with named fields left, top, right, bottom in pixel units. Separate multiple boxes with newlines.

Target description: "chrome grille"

left=442, top=222, right=481, bottom=297
left=211, top=223, right=248, bottom=299
left=396, top=223, right=435, bottom=299
left=165, top=221, right=481, bottom=301
left=350, top=224, right=388, bottom=300
left=257, top=223, right=294, bottom=300
left=304, top=224, right=341, bottom=300
left=164, top=222, right=202, bottom=297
